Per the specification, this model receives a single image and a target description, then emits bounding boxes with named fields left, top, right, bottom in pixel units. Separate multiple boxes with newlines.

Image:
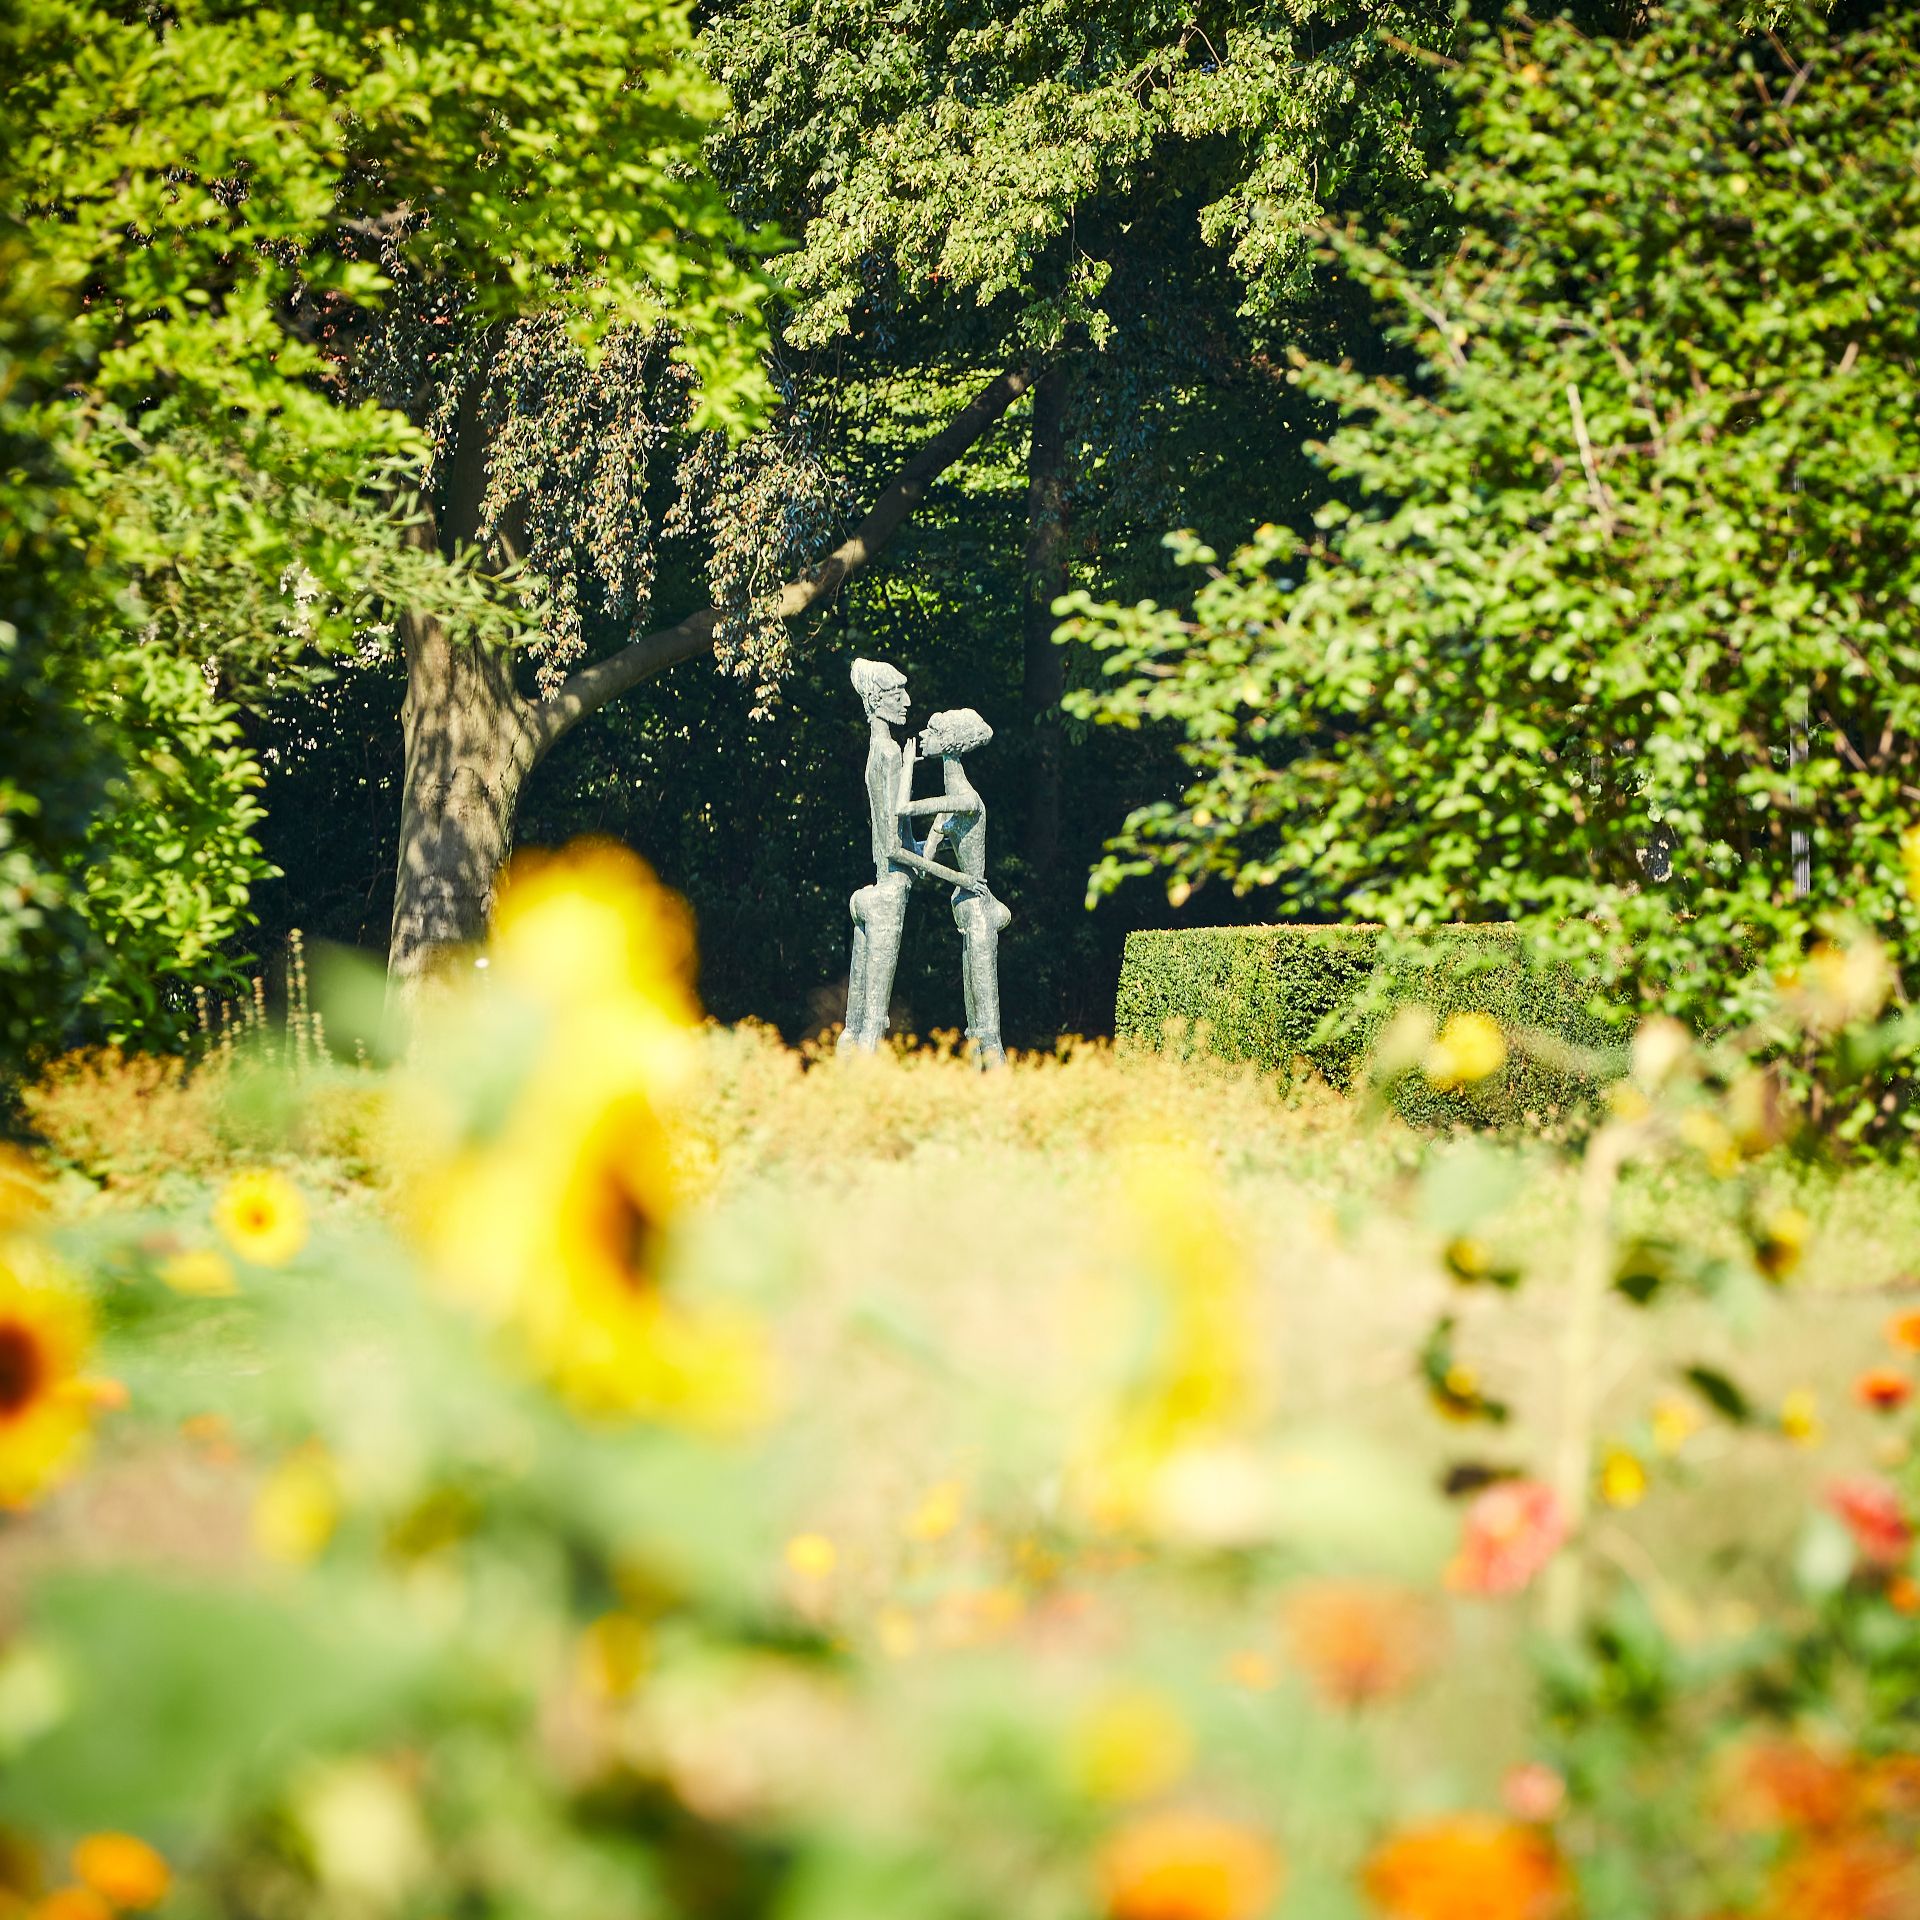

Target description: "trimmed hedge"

left=1115, top=924, right=1616, bottom=1125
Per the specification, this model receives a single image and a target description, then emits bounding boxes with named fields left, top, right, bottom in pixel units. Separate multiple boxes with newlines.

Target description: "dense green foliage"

left=1068, top=3, right=1920, bottom=1059
left=1, top=0, right=777, bottom=1050
left=1116, top=924, right=1607, bottom=1123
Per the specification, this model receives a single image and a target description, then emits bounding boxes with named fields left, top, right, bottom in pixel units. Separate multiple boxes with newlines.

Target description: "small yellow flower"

left=577, top=1612, right=651, bottom=1699
left=1680, top=1110, right=1740, bottom=1179
left=1902, top=823, right=1920, bottom=907
left=253, top=1446, right=340, bottom=1564
left=906, top=1478, right=965, bottom=1543
left=1423, top=1012, right=1508, bottom=1090
left=0, top=1145, right=47, bottom=1232
left=214, top=1170, right=309, bottom=1267
left=784, top=1532, right=837, bottom=1579
left=1598, top=1445, right=1648, bottom=1510
left=1224, top=1648, right=1279, bottom=1692
left=1651, top=1396, right=1703, bottom=1456
left=1753, top=1206, right=1811, bottom=1283
left=158, top=1247, right=238, bottom=1298
left=1443, top=1237, right=1493, bottom=1282
left=876, top=1606, right=919, bottom=1659
left=1780, top=1388, right=1823, bottom=1447
left=0, top=1257, right=95, bottom=1509
left=1607, top=1082, right=1652, bottom=1123
left=71, top=1834, right=169, bottom=1911
left=1071, top=1689, right=1194, bottom=1803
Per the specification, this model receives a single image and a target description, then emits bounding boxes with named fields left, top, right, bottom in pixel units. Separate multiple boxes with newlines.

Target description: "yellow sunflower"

left=490, top=839, right=698, bottom=1024
left=0, top=1255, right=95, bottom=1508
left=416, top=1025, right=767, bottom=1431
left=214, top=1169, right=309, bottom=1267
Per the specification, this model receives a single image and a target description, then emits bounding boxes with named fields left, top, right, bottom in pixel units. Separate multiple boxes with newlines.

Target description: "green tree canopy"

left=1067, top=0, right=1920, bottom=1064
left=2, top=0, right=779, bottom=1046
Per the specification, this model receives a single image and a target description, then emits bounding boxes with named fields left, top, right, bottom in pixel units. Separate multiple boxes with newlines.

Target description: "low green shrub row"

left=1114, top=923, right=1617, bottom=1124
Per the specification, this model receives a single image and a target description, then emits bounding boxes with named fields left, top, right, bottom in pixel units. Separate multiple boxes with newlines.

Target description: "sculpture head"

left=919, top=708, right=993, bottom=758
left=851, top=656, right=910, bottom=727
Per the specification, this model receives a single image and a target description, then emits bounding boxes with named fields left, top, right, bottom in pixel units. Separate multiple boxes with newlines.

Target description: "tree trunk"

left=387, top=601, right=538, bottom=989
left=1021, top=361, right=1072, bottom=877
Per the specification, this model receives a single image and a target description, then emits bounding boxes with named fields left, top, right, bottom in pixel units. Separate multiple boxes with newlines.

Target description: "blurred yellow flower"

left=414, top=848, right=767, bottom=1433
left=1068, top=1143, right=1265, bottom=1535
left=1598, top=1445, right=1648, bottom=1510
left=1651, top=1396, right=1703, bottom=1456
left=418, top=1054, right=768, bottom=1429
left=0, top=1145, right=47, bottom=1233
left=214, top=1169, right=308, bottom=1267
left=293, top=1757, right=430, bottom=1905
left=490, top=839, right=697, bottom=1023
left=1781, top=1388, right=1823, bottom=1447
left=1072, top=1689, right=1194, bottom=1803
left=158, top=1247, right=237, bottom=1298
left=577, top=1612, right=651, bottom=1700
left=1753, top=1206, right=1811, bottom=1283
left=876, top=1606, right=919, bottom=1659
left=253, top=1446, right=340, bottom=1564
left=1097, top=1810, right=1282, bottom=1920
left=784, top=1532, right=837, bottom=1579
left=0, top=1260, right=94, bottom=1509
left=1629, top=1015, right=1692, bottom=1088
left=1443, top=1237, right=1493, bottom=1282
left=1679, top=1110, right=1739, bottom=1179
left=1423, top=1013, right=1507, bottom=1091
left=71, top=1835, right=168, bottom=1911
left=1224, top=1649, right=1279, bottom=1692
left=906, top=1478, right=965, bottom=1543
left=1902, top=824, right=1920, bottom=906
left=1802, top=939, right=1893, bottom=1030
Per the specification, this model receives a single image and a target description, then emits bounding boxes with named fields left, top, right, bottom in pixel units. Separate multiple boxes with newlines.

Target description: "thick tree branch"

left=530, top=365, right=1033, bottom=758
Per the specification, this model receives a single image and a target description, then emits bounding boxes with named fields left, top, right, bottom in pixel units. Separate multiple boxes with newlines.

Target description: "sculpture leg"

left=953, top=891, right=1012, bottom=1068
left=840, top=893, right=872, bottom=1053
left=847, top=873, right=909, bottom=1051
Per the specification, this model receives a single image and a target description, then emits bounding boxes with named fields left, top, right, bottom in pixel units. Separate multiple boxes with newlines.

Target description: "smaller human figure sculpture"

left=840, top=658, right=985, bottom=1053
left=896, top=707, right=1011, bottom=1068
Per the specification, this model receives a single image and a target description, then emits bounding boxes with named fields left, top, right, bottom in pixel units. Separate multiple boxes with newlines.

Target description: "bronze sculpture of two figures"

left=839, top=657, right=1011, bottom=1066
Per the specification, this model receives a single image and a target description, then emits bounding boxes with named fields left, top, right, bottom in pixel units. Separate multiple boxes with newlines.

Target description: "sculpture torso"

left=865, top=719, right=906, bottom=878
left=939, top=758, right=986, bottom=882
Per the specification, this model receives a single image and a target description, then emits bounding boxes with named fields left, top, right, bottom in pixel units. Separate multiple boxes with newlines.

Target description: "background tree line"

left=5, top=0, right=1912, bottom=1070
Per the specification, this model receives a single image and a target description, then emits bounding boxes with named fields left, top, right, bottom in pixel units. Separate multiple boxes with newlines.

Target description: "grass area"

left=7, top=1006, right=1920, bottom=1920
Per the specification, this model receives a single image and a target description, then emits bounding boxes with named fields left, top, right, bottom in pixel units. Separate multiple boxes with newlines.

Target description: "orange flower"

left=1363, top=1815, right=1567, bottom=1920
left=1853, top=1370, right=1913, bottom=1415
left=34, top=1890, right=114, bottom=1920
left=1282, top=1580, right=1436, bottom=1708
left=70, top=1834, right=169, bottom=1910
left=1761, top=1835, right=1920, bottom=1920
left=1723, top=1738, right=1854, bottom=1834
left=1098, top=1811, right=1283, bottom=1920
left=1444, top=1482, right=1567, bottom=1596
left=1826, top=1478, right=1914, bottom=1570
left=1886, top=1309, right=1920, bottom=1354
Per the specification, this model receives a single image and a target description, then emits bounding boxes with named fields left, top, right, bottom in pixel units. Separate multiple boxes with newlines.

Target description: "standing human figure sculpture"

left=839, top=658, right=985, bottom=1053
left=896, top=708, right=1011, bottom=1067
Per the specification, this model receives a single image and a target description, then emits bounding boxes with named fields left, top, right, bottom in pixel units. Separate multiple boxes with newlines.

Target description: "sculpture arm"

left=900, top=797, right=977, bottom=817
left=893, top=849, right=987, bottom=893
